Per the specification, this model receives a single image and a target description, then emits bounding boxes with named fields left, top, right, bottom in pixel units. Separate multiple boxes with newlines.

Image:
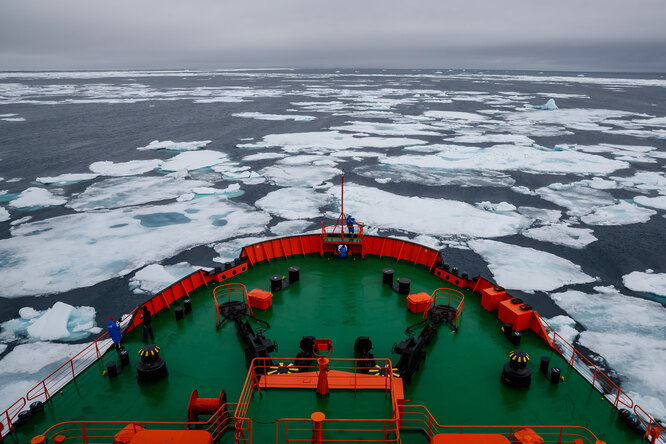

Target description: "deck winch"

left=294, top=336, right=316, bottom=371
left=136, top=344, right=168, bottom=382
left=353, top=337, right=376, bottom=373
left=501, top=350, right=531, bottom=388
left=236, top=319, right=277, bottom=371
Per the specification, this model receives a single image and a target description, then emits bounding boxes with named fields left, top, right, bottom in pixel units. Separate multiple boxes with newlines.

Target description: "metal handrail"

left=36, top=402, right=238, bottom=443
left=537, top=314, right=634, bottom=410
left=213, top=282, right=250, bottom=325
left=430, top=287, right=464, bottom=328
left=321, top=220, right=365, bottom=239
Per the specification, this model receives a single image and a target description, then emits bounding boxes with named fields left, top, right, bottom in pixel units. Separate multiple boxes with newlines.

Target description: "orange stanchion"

left=313, top=339, right=333, bottom=397
left=311, top=411, right=325, bottom=444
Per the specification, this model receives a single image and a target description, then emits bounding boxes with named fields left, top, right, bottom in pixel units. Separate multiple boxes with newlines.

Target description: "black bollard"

left=540, top=356, right=550, bottom=374
left=511, top=331, right=522, bottom=346
left=119, top=349, right=130, bottom=367
left=451, top=267, right=459, bottom=276
left=288, top=266, right=300, bottom=283
left=174, top=306, right=184, bottom=321
left=270, top=275, right=283, bottom=292
left=398, top=278, right=411, bottom=295
left=382, top=269, right=394, bottom=285
left=183, top=298, right=192, bottom=315
left=550, top=367, right=561, bottom=384
left=106, top=361, right=118, bottom=378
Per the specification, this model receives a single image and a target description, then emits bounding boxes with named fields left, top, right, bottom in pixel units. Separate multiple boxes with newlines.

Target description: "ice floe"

left=36, top=173, right=98, bottom=186
left=0, top=341, right=89, bottom=375
left=177, top=184, right=244, bottom=202
left=8, top=187, right=67, bottom=209
left=561, top=143, right=658, bottom=164
left=129, top=262, right=209, bottom=295
left=237, top=131, right=427, bottom=153
left=89, top=159, right=163, bottom=177
left=212, top=235, right=272, bottom=263
left=67, top=176, right=211, bottom=211
left=522, top=224, right=597, bottom=249
left=328, top=184, right=530, bottom=238
left=381, top=144, right=627, bottom=176
left=543, top=315, right=579, bottom=345
left=0, top=302, right=100, bottom=342
left=256, top=188, right=331, bottom=220
left=516, top=207, right=562, bottom=224
left=504, top=108, right=646, bottom=132
left=468, top=239, right=594, bottom=292
left=634, top=195, right=666, bottom=210
left=623, top=270, right=666, bottom=297
left=0, top=207, right=9, bottom=222
left=137, top=140, right=211, bottom=151
left=270, top=220, right=315, bottom=236
left=259, top=165, right=342, bottom=187
left=0, top=196, right=270, bottom=297
left=536, top=183, right=615, bottom=217
left=611, top=171, right=666, bottom=194
left=331, top=121, right=442, bottom=136
left=232, top=112, right=316, bottom=121
left=527, top=98, right=558, bottom=110
left=580, top=200, right=656, bottom=226
left=550, top=286, right=666, bottom=410
left=242, top=152, right=287, bottom=162
left=445, top=134, right=534, bottom=145
left=159, top=150, right=230, bottom=172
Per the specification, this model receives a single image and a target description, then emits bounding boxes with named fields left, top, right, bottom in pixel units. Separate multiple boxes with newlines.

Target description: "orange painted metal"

left=407, top=292, right=433, bottom=314
left=512, top=427, right=544, bottom=443
left=247, top=289, right=273, bottom=310
left=481, top=286, right=510, bottom=311
left=430, top=288, right=464, bottom=328
left=127, top=429, right=213, bottom=443
left=114, top=423, right=146, bottom=443
left=316, top=358, right=330, bottom=396
left=498, top=300, right=534, bottom=331
left=431, top=434, right=510, bottom=443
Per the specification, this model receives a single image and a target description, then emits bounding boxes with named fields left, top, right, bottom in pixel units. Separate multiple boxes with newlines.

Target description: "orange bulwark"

left=497, top=299, right=534, bottom=331
left=431, top=434, right=510, bottom=443
left=247, top=288, right=273, bottom=310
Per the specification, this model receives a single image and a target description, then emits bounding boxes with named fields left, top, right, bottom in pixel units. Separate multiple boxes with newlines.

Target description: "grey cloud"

left=1, top=0, right=665, bottom=71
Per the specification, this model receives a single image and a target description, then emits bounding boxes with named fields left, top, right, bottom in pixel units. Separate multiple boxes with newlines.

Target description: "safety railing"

left=236, top=357, right=400, bottom=438
left=1, top=333, right=114, bottom=437
left=213, top=282, right=251, bottom=325
left=401, top=404, right=601, bottom=444
left=538, top=315, right=633, bottom=410
left=276, top=417, right=400, bottom=444
left=634, top=404, right=665, bottom=443
left=33, top=402, right=237, bottom=443
left=429, top=287, right=464, bottom=328
left=321, top=220, right=364, bottom=241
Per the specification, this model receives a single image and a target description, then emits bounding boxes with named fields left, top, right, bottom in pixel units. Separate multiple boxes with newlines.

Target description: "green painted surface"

left=11, top=254, right=643, bottom=443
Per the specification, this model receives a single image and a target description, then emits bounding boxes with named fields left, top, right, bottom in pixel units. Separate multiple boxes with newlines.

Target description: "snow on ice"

left=468, top=239, right=594, bottom=292
left=0, top=197, right=271, bottom=297
left=8, top=187, right=67, bottom=209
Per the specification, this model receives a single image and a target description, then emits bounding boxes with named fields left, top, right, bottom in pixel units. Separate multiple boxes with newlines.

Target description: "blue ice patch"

left=134, top=212, right=191, bottom=227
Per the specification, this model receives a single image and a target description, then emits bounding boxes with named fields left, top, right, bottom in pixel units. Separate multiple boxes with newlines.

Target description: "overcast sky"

left=1, top=0, right=665, bottom=72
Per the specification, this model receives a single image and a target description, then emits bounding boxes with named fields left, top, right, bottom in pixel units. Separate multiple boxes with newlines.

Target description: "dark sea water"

left=0, top=69, right=665, bottom=418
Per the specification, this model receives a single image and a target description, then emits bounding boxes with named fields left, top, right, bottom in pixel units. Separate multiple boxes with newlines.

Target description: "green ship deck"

left=9, top=253, right=648, bottom=443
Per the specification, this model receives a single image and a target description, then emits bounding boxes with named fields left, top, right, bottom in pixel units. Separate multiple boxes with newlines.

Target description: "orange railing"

left=428, top=287, right=464, bottom=328
left=1, top=331, right=115, bottom=436
left=321, top=220, right=364, bottom=240
left=236, top=356, right=400, bottom=441
left=538, top=313, right=666, bottom=440
left=537, top=314, right=633, bottom=410
left=213, top=282, right=251, bottom=325
left=276, top=417, right=400, bottom=444
left=35, top=402, right=237, bottom=443
left=401, top=404, right=601, bottom=444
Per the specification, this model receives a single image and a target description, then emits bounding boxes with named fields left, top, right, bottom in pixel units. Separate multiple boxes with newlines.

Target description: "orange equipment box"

left=512, top=427, right=544, bottom=444
left=498, top=299, right=534, bottom=331
left=247, top=288, right=273, bottom=310
left=431, top=434, right=510, bottom=443
left=481, top=286, right=510, bottom=311
left=407, top=292, right=433, bottom=313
